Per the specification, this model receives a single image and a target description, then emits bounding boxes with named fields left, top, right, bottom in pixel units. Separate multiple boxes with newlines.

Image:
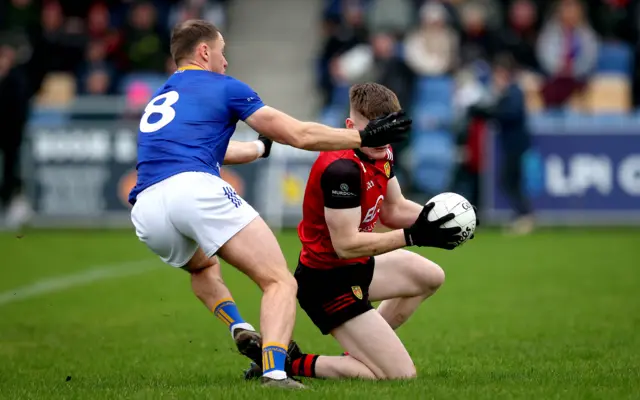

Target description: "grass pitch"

left=0, top=228, right=639, bottom=399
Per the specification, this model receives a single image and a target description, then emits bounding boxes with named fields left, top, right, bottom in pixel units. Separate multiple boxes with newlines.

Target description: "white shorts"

left=130, top=172, right=259, bottom=267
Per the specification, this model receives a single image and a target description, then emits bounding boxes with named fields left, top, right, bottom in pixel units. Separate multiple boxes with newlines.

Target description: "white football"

left=426, top=192, right=476, bottom=246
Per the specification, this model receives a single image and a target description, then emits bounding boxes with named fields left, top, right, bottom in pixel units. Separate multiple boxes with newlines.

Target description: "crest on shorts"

left=383, top=162, right=391, bottom=178
left=351, top=286, right=363, bottom=300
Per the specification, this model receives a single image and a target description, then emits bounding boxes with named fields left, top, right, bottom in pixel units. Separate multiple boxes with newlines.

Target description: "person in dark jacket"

left=469, top=54, right=534, bottom=235
left=0, top=41, right=32, bottom=228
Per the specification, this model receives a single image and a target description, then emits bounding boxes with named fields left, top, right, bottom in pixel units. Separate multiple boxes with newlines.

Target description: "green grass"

left=0, top=228, right=639, bottom=399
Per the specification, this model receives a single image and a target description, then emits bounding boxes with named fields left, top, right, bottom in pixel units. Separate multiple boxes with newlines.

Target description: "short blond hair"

left=170, top=19, right=220, bottom=64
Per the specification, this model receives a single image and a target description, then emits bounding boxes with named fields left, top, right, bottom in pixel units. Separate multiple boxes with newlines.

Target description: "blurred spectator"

left=633, top=2, right=640, bottom=108
left=337, top=32, right=416, bottom=104
left=536, top=0, right=598, bottom=109
left=499, top=0, right=540, bottom=72
left=77, top=39, right=116, bottom=94
left=318, top=0, right=369, bottom=106
left=369, top=32, right=417, bottom=188
left=450, top=68, right=487, bottom=208
left=615, top=0, right=640, bottom=108
left=169, top=0, right=229, bottom=32
left=404, top=2, right=459, bottom=76
left=38, top=0, right=87, bottom=72
left=332, top=43, right=373, bottom=85
left=588, top=0, right=634, bottom=41
left=2, top=0, right=40, bottom=34
left=469, top=54, right=533, bottom=235
left=369, top=33, right=416, bottom=112
left=121, top=1, right=167, bottom=73
left=86, top=2, right=122, bottom=58
left=84, top=68, right=112, bottom=95
left=452, top=0, right=502, bottom=31
left=411, top=0, right=463, bottom=30
left=458, top=2, right=500, bottom=66
left=367, top=0, right=412, bottom=35
left=0, top=42, right=32, bottom=228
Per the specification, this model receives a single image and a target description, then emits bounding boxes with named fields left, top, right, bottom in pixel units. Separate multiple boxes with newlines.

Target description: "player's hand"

left=403, top=202, right=462, bottom=250
left=258, top=135, right=273, bottom=158
left=359, top=110, right=412, bottom=147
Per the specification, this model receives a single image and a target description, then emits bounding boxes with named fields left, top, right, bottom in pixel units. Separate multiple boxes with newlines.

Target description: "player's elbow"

left=288, top=133, right=312, bottom=150
left=378, top=214, right=394, bottom=229
left=275, top=128, right=311, bottom=150
left=333, top=242, right=360, bottom=259
left=334, top=247, right=354, bottom=260
left=379, top=210, right=401, bottom=230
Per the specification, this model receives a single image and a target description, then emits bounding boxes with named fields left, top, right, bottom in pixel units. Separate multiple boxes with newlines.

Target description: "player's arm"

left=246, top=106, right=361, bottom=151
left=223, top=136, right=273, bottom=165
left=327, top=208, right=408, bottom=259
left=323, top=160, right=464, bottom=253
left=322, top=160, right=407, bottom=259
left=379, top=177, right=424, bottom=229
left=224, top=78, right=410, bottom=150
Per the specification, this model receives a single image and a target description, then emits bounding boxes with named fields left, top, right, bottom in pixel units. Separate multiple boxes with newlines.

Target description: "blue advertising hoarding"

left=483, top=126, right=640, bottom=225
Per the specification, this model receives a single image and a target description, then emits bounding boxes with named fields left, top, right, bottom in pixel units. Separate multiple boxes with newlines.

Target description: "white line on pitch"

left=0, top=259, right=159, bottom=307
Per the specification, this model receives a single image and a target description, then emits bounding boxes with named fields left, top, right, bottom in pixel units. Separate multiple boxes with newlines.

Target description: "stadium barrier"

left=483, top=117, right=640, bottom=226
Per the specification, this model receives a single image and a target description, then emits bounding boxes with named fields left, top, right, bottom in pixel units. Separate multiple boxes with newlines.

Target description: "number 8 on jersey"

left=140, top=91, right=180, bottom=133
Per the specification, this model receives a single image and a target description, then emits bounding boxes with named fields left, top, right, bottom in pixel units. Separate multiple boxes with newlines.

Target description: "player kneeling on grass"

left=243, top=83, right=478, bottom=380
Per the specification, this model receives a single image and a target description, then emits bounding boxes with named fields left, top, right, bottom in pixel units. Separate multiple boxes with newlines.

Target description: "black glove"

left=258, top=135, right=273, bottom=158
left=359, top=110, right=412, bottom=148
left=403, top=202, right=463, bottom=250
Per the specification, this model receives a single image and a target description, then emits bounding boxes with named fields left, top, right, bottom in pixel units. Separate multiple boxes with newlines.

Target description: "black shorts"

left=295, top=257, right=375, bottom=335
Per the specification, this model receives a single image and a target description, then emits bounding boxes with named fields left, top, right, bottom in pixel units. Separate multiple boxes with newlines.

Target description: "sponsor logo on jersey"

left=332, top=182, right=356, bottom=197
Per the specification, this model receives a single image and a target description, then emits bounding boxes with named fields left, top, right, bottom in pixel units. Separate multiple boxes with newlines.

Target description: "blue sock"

left=262, top=342, right=288, bottom=379
left=212, top=298, right=246, bottom=333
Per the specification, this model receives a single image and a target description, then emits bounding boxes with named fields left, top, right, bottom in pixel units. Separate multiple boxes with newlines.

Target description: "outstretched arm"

left=227, top=78, right=409, bottom=153
left=245, top=106, right=363, bottom=151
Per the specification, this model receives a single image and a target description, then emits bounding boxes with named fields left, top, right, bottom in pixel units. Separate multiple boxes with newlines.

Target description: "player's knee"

left=416, top=259, right=445, bottom=293
left=184, top=251, right=217, bottom=272
left=258, top=264, right=297, bottom=294
left=190, top=262, right=224, bottom=284
left=378, top=363, right=417, bottom=380
left=429, top=264, right=446, bottom=291
left=281, top=273, right=298, bottom=294
left=358, top=367, right=378, bottom=380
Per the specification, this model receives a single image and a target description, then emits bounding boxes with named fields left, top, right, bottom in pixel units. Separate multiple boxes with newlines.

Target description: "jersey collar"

left=177, top=65, right=206, bottom=71
left=353, top=149, right=376, bottom=165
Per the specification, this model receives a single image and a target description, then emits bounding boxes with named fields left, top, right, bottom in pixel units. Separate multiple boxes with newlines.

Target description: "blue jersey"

left=128, top=68, right=265, bottom=205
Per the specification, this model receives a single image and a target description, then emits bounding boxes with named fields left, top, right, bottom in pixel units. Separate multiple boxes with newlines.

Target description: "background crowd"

left=1, top=0, right=638, bottom=232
